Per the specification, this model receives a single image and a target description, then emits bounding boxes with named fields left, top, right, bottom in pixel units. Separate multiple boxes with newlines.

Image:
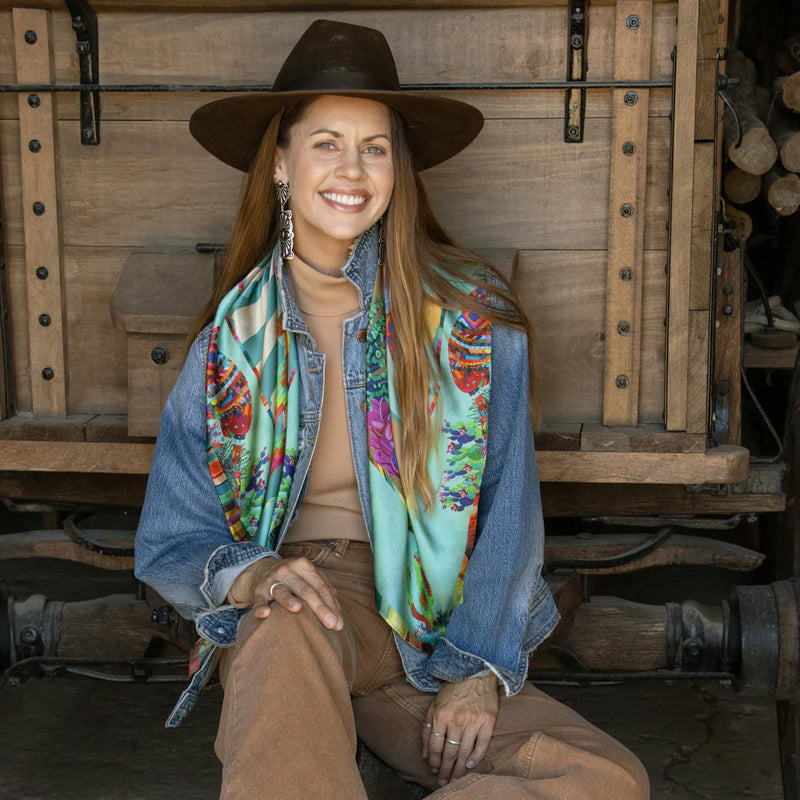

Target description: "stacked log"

left=722, top=52, right=800, bottom=221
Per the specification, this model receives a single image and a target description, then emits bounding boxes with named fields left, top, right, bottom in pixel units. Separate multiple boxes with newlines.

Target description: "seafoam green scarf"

left=206, top=242, right=492, bottom=651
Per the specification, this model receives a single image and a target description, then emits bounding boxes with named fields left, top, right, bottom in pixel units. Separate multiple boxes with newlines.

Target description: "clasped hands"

left=227, top=556, right=499, bottom=785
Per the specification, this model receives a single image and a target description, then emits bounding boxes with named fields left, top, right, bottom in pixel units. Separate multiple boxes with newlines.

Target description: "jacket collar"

left=276, top=223, right=380, bottom=335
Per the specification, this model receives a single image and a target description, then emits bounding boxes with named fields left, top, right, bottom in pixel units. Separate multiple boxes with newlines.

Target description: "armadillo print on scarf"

left=206, top=236, right=491, bottom=652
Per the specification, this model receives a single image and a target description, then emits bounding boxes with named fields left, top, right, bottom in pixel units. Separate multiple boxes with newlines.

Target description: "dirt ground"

left=0, top=550, right=786, bottom=799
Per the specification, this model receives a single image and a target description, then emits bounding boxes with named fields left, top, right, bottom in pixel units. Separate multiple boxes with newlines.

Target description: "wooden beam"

left=686, top=309, right=710, bottom=433
left=714, top=246, right=742, bottom=444
left=0, top=441, right=155, bottom=473
left=580, top=423, right=705, bottom=452
left=602, top=0, right=653, bottom=425
left=0, top=529, right=134, bottom=570
left=665, top=0, right=700, bottom=430
left=13, top=8, right=67, bottom=415
left=538, top=445, right=747, bottom=483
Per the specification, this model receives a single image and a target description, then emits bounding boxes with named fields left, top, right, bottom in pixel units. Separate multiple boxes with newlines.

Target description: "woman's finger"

left=421, top=704, right=434, bottom=759
left=465, top=721, right=493, bottom=771
left=436, top=734, right=465, bottom=785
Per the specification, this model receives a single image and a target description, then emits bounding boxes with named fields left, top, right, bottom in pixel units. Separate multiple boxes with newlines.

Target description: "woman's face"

left=274, top=95, right=395, bottom=265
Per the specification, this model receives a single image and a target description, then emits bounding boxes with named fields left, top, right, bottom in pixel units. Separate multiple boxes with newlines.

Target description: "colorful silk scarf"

left=206, top=240, right=492, bottom=651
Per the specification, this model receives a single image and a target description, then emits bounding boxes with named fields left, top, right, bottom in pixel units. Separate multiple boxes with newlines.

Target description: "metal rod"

left=0, top=80, right=674, bottom=94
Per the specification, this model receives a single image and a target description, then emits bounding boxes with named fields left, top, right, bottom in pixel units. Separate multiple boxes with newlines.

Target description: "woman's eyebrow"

left=307, top=128, right=391, bottom=142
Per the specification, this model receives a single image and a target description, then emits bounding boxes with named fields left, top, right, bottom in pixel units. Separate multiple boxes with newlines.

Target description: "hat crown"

left=272, top=20, right=401, bottom=94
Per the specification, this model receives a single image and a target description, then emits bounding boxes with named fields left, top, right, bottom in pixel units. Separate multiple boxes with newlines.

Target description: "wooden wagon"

left=1, top=0, right=799, bottom=794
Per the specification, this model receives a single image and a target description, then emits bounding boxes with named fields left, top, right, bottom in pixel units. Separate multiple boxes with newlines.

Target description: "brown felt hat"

left=189, top=19, right=484, bottom=172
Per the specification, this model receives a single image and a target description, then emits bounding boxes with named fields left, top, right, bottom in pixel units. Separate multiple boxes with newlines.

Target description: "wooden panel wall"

left=0, top=4, right=679, bottom=424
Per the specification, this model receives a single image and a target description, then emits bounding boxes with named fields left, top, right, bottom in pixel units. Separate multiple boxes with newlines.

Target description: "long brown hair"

left=191, top=97, right=534, bottom=510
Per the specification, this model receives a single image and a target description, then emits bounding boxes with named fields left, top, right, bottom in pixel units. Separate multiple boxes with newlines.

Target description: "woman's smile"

left=274, top=95, right=394, bottom=270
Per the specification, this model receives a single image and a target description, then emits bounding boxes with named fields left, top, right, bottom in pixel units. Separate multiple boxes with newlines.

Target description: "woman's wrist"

left=227, top=557, right=280, bottom=606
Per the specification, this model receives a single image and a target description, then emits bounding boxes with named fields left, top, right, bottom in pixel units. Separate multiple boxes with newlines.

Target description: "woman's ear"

left=273, top=150, right=285, bottom=184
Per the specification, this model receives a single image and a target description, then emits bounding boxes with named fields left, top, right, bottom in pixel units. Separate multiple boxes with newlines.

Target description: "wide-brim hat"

left=189, top=19, right=484, bottom=172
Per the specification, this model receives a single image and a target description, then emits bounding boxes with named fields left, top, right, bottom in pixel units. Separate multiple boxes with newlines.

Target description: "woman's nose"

left=335, top=147, right=365, bottom=179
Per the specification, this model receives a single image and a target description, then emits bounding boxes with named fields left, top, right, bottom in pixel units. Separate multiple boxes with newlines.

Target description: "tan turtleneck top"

left=282, top=257, right=370, bottom=544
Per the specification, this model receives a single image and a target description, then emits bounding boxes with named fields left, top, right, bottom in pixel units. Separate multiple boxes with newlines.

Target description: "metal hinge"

left=64, top=0, right=99, bottom=145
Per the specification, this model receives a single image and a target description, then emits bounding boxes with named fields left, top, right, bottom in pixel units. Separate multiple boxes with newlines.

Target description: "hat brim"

left=189, top=90, right=484, bottom=172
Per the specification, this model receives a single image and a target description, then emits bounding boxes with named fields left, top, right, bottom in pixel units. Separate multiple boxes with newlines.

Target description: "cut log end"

left=724, top=167, right=761, bottom=204
left=765, top=172, right=800, bottom=216
left=728, top=126, right=778, bottom=175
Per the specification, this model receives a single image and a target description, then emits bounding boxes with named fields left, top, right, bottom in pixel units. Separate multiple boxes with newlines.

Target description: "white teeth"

left=321, top=192, right=367, bottom=206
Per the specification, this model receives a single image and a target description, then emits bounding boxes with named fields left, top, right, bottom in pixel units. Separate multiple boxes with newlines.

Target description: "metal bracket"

left=565, top=0, right=589, bottom=143
left=64, top=0, right=99, bottom=145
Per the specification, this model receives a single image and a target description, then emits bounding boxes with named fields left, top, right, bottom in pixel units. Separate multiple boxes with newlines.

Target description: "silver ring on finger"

left=446, top=739, right=461, bottom=746
left=269, top=581, right=287, bottom=599
left=430, top=731, right=444, bottom=737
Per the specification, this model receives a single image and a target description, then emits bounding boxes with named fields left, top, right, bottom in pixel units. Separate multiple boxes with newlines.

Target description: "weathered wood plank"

left=0, top=440, right=155, bottom=472
left=545, top=532, right=764, bottom=574
left=538, top=445, right=748, bottom=483
left=690, top=142, right=715, bottom=309
left=0, top=469, right=149, bottom=505
left=694, top=0, right=724, bottom=140
left=715, top=246, right=742, bottom=444
left=665, top=0, right=700, bottom=431
left=580, top=423, right=705, bottom=453
left=0, top=529, right=134, bottom=570
left=13, top=8, right=67, bottom=415
left=686, top=309, right=709, bottom=434
left=0, top=117, right=672, bottom=251
left=515, top=249, right=666, bottom=424
left=602, top=0, right=652, bottom=425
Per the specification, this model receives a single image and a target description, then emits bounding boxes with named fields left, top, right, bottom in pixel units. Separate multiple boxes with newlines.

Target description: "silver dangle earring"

left=275, top=180, right=294, bottom=260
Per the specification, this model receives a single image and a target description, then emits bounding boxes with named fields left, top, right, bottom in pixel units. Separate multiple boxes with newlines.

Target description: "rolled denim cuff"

left=200, top=541, right=281, bottom=608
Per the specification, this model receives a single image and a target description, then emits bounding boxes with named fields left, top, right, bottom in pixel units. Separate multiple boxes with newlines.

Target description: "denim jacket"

left=135, top=228, right=559, bottom=727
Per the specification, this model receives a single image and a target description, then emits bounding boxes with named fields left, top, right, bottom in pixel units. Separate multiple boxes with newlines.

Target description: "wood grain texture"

left=714, top=246, right=742, bottom=444
left=538, top=445, right=748, bottom=483
left=0, top=529, right=134, bottom=570
left=686, top=309, right=709, bottom=434
left=545, top=532, right=764, bottom=573
left=602, top=0, right=653, bottom=425
left=665, top=0, right=700, bottom=431
left=541, top=482, right=784, bottom=515
left=0, top=440, right=155, bottom=472
left=693, top=0, right=724, bottom=140
left=690, top=142, right=714, bottom=310
left=13, top=8, right=67, bottom=415
left=743, top=343, right=798, bottom=370
left=515, top=249, right=666, bottom=425
left=0, top=469, right=149, bottom=505
left=580, top=423, right=705, bottom=452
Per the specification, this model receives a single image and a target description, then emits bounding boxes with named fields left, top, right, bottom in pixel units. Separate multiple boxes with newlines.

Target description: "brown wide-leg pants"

left=215, top=539, right=650, bottom=800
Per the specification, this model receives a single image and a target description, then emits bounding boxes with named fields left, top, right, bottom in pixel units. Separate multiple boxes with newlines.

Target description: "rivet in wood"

left=24, top=30, right=38, bottom=45
left=32, top=202, right=45, bottom=216
left=42, top=367, right=54, bottom=381
left=623, top=91, right=638, bottom=106
left=28, top=139, right=41, bottom=153
left=571, top=34, right=584, bottom=49
left=722, top=284, right=734, bottom=295
left=620, top=203, right=634, bottom=217
left=617, top=321, right=631, bottom=336
left=76, top=41, right=91, bottom=56
left=38, top=313, right=51, bottom=327
left=626, top=15, right=641, bottom=30
left=722, top=305, right=733, bottom=316
left=619, top=268, right=633, bottom=281
left=82, top=127, right=95, bottom=142
left=27, top=94, right=40, bottom=108
left=567, top=124, right=580, bottom=138
left=35, top=266, right=49, bottom=280
left=151, top=346, right=170, bottom=365
left=622, top=141, right=636, bottom=156
left=615, top=375, right=629, bottom=389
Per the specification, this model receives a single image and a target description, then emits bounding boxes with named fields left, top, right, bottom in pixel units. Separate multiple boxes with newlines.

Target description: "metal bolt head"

left=151, top=346, right=170, bottom=365
left=42, top=367, right=54, bottom=381
left=28, top=139, right=41, bottom=153
left=76, top=41, right=90, bottom=56
left=623, top=91, right=638, bottom=106
left=620, top=203, right=634, bottom=218
left=616, top=375, right=630, bottom=389
left=571, top=34, right=584, bottom=49
left=722, top=304, right=733, bottom=316
left=35, top=266, right=49, bottom=280
left=24, top=30, right=38, bottom=45
left=619, top=268, right=633, bottom=282
left=617, top=321, right=631, bottom=336
left=32, top=201, right=45, bottom=216
left=685, top=641, right=702, bottom=658
left=722, top=284, right=734, bottom=295
left=567, top=124, right=580, bottom=139
left=626, top=14, right=641, bottom=29
left=82, top=127, right=95, bottom=142
left=27, top=94, right=40, bottom=108
left=622, top=141, right=636, bottom=156
left=38, top=313, right=51, bottom=327
left=19, top=626, right=39, bottom=645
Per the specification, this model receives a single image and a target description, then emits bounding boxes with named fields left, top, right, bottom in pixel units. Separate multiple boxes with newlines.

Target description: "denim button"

left=356, top=328, right=367, bottom=342
left=217, top=627, right=225, bottom=635
left=360, top=400, right=367, bottom=413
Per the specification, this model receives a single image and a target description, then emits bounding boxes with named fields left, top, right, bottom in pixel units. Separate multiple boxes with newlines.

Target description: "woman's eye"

left=363, top=145, right=386, bottom=155
left=314, top=141, right=337, bottom=151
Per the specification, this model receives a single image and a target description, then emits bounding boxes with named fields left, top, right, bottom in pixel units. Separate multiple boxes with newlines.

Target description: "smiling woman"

left=134, top=19, right=650, bottom=800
